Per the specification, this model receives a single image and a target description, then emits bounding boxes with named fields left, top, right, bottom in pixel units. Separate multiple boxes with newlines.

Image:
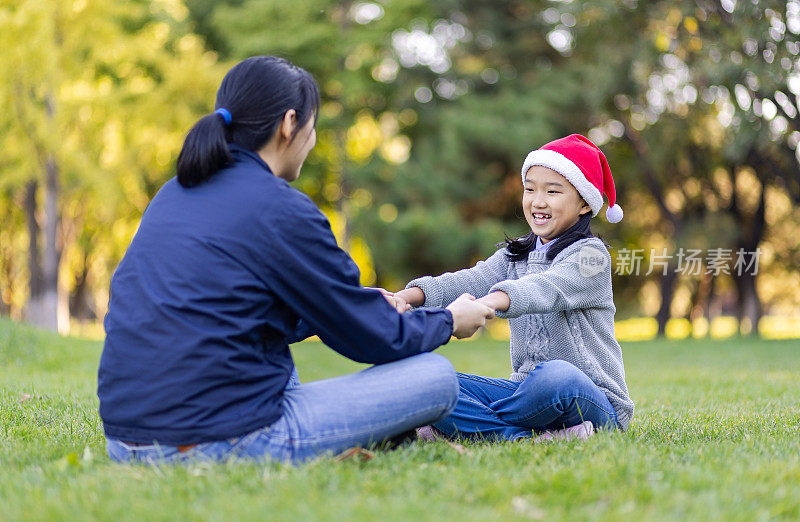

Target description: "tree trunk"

left=656, top=264, right=679, bottom=336
left=704, top=274, right=717, bottom=335
left=24, top=147, right=65, bottom=331
left=69, top=257, right=96, bottom=321
left=43, top=152, right=64, bottom=331
left=734, top=179, right=766, bottom=336
left=24, top=181, right=48, bottom=326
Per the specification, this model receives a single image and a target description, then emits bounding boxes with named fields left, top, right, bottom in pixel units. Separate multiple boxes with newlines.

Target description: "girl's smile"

left=523, top=165, right=591, bottom=243
left=531, top=212, right=552, bottom=226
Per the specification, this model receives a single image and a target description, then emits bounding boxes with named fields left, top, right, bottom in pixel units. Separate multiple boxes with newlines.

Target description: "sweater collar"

left=534, top=236, right=556, bottom=252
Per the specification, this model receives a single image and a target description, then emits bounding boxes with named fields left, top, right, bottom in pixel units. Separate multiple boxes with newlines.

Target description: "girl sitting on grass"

left=395, top=134, right=635, bottom=442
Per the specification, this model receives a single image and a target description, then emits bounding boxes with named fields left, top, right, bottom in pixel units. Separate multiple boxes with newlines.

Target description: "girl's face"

left=522, top=166, right=592, bottom=243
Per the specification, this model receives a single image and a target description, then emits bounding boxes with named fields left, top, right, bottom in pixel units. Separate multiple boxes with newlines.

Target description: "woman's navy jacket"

left=97, top=147, right=453, bottom=445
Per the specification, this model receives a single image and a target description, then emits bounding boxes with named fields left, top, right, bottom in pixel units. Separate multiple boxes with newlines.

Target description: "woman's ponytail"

left=175, top=56, right=320, bottom=188
left=176, top=110, right=233, bottom=187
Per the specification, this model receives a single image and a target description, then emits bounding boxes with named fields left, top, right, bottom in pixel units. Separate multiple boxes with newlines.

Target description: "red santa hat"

left=520, top=134, right=623, bottom=223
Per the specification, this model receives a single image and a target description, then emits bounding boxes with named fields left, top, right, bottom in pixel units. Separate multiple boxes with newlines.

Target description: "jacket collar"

left=229, top=143, right=274, bottom=175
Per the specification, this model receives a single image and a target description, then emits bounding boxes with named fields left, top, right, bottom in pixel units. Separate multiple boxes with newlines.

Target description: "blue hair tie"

left=214, top=108, right=232, bottom=126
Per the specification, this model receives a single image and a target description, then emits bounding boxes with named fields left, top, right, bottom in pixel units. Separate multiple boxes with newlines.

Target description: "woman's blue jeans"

left=106, top=352, right=458, bottom=465
left=433, top=359, right=618, bottom=441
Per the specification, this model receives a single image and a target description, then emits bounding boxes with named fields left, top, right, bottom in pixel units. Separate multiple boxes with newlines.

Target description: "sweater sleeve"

left=405, top=248, right=510, bottom=308
left=490, top=243, right=613, bottom=318
left=258, top=188, right=453, bottom=364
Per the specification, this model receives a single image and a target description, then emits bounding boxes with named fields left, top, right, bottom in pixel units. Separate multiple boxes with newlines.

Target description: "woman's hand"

left=446, top=294, right=495, bottom=339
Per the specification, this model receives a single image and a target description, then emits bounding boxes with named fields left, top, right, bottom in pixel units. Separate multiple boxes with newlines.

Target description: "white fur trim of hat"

left=521, top=149, right=604, bottom=216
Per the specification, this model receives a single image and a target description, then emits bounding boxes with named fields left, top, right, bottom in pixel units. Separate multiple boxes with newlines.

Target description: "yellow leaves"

left=59, top=80, right=92, bottom=102
left=378, top=203, right=397, bottom=223
left=346, top=112, right=382, bottom=162
left=351, top=188, right=372, bottom=209
left=145, top=22, right=171, bottom=48
left=667, top=8, right=682, bottom=26
left=654, top=32, right=671, bottom=53
left=178, top=34, right=202, bottom=54
left=664, top=188, right=686, bottom=213
left=683, top=16, right=699, bottom=34
left=764, top=185, right=792, bottom=226
left=150, top=0, right=188, bottom=23
left=346, top=110, right=411, bottom=164
left=314, top=129, right=341, bottom=168
left=321, top=101, right=343, bottom=119
left=323, top=182, right=342, bottom=202
left=129, top=74, right=156, bottom=95
left=455, top=55, right=486, bottom=75
left=734, top=167, right=762, bottom=215
left=100, top=119, right=123, bottom=169
left=380, top=135, right=410, bottom=165
left=398, top=108, right=418, bottom=126
left=349, top=236, right=376, bottom=285
left=320, top=207, right=377, bottom=285
left=72, top=0, right=88, bottom=14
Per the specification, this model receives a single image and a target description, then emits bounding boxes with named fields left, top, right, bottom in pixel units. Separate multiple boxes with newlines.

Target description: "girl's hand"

left=369, top=287, right=412, bottom=313
left=446, top=294, right=495, bottom=339
left=394, top=287, right=426, bottom=307
left=477, top=291, right=510, bottom=313
left=385, top=294, right=411, bottom=313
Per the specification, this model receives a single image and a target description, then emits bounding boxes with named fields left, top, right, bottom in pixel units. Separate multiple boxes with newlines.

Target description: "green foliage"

left=2, top=0, right=798, bottom=323
left=2, top=318, right=800, bottom=520
left=0, top=0, right=226, bottom=318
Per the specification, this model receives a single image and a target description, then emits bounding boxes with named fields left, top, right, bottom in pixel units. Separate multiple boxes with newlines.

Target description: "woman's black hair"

left=500, top=212, right=603, bottom=262
left=176, top=56, right=321, bottom=187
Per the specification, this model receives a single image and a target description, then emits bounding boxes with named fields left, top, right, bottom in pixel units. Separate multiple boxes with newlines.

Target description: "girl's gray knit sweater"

left=406, top=237, right=634, bottom=430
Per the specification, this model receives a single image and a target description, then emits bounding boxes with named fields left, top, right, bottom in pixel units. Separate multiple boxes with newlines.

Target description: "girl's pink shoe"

left=415, top=425, right=447, bottom=442
left=533, top=420, right=594, bottom=443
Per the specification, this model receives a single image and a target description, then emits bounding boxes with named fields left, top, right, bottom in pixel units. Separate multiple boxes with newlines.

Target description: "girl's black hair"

left=176, top=56, right=321, bottom=187
left=500, top=212, right=602, bottom=262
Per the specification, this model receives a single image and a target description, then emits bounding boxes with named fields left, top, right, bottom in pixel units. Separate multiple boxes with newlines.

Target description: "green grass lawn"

left=2, top=317, right=799, bottom=521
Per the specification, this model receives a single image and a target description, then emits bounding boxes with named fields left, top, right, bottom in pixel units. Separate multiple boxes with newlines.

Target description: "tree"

left=567, top=0, right=800, bottom=335
left=0, top=0, right=225, bottom=330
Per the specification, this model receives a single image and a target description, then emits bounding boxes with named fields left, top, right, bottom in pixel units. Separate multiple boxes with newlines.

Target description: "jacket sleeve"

left=489, top=244, right=613, bottom=318
left=287, top=319, right=315, bottom=344
left=258, top=189, right=453, bottom=364
left=405, top=248, right=510, bottom=308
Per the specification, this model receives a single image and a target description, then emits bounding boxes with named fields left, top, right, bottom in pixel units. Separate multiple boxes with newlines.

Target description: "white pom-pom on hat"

left=606, top=203, right=623, bottom=223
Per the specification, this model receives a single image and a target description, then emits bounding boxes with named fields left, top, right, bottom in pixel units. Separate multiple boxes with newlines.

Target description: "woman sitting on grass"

left=97, top=56, right=495, bottom=464
left=395, top=135, right=635, bottom=442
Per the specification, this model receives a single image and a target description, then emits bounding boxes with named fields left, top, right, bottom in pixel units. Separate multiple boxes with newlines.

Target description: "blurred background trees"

left=1, top=0, right=798, bottom=338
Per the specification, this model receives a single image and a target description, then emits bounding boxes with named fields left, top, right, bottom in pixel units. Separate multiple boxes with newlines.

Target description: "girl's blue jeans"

left=433, top=359, right=619, bottom=441
left=105, top=352, right=458, bottom=465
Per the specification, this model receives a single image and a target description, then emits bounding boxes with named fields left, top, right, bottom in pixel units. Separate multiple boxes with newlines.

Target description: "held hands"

left=373, top=287, right=411, bottom=313
left=373, top=286, right=501, bottom=339
left=446, top=294, right=496, bottom=339
left=393, top=287, right=425, bottom=307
